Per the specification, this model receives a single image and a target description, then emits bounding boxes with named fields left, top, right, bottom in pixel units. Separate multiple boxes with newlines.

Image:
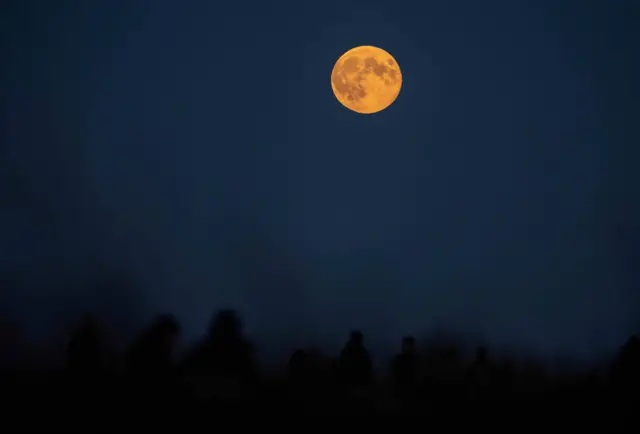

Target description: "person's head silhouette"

left=402, top=336, right=416, bottom=354
left=349, top=330, right=364, bottom=346
left=209, top=309, right=242, bottom=340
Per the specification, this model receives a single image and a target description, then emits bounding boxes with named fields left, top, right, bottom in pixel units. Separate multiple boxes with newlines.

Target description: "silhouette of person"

left=612, top=335, right=640, bottom=396
left=288, top=348, right=310, bottom=381
left=127, top=314, right=181, bottom=374
left=392, top=336, right=419, bottom=390
left=338, top=330, right=372, bottom=389
left=287, top=348, right=316, bottom=405
left=494, top=358, right=514, bottom=398
left=466, top=345, right=493, bottom=400
left=66, top=313, right=105, bottom=373
left=183, top=309, right=257, bottom=383
left=421, top=344, right=461, bottom=406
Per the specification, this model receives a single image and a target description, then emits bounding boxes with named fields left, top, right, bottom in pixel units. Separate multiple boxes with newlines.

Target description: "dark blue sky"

left=1, top=0, right=638, bottom=363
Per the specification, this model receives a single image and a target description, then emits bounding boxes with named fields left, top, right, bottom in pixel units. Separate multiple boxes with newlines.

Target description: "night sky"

left=1, top=0, right=639, bottom=364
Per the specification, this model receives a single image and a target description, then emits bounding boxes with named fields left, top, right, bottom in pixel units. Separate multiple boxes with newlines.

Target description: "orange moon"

left=331, top=46, right=402, bottom=114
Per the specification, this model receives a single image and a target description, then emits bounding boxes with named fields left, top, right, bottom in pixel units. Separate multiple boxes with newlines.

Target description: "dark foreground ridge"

left=1, top=309, right=639, bottom=430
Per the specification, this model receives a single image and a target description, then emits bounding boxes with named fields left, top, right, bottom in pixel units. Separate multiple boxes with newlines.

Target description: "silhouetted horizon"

left=0, top=272, right=632, bottom=373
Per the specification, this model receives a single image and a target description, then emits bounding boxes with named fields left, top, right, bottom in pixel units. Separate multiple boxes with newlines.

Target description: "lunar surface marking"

left=331, top=46, right=402, bottom=114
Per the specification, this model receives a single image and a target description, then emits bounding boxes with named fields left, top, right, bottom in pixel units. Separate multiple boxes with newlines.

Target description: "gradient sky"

left=1, top=0, right=638, bottom=364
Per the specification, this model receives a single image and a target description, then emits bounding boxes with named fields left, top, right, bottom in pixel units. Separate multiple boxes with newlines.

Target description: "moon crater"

left=331, top=46, right=402, bottom=114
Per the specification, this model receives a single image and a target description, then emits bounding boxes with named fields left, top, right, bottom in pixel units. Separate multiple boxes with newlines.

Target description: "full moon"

left=331, top=45, right=402, bottom=114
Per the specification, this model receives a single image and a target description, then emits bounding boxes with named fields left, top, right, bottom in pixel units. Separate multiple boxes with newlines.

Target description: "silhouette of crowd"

left=1, top=307, right=639, bottom=429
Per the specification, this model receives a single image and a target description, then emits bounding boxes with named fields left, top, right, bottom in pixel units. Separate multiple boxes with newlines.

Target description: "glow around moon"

left=331, top=46, right=402, bottom=114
